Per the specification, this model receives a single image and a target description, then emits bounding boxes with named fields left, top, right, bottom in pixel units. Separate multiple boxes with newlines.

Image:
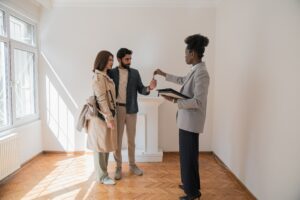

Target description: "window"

left=0, top=5, right=38, bottom=131
left=0, top=10, right=4, bottom=36
left=10, top=16, right=35, bottom=46
left=0, top=42, right=8, bottom=128
left=13, top=49, right=36, bottom=118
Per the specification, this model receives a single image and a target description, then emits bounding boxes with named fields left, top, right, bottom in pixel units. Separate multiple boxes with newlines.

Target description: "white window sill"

left=0, top=118, right=41, bottom=138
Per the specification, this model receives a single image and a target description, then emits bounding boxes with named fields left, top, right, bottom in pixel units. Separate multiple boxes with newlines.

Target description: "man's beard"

left=121, top=61, right=130, bottom=69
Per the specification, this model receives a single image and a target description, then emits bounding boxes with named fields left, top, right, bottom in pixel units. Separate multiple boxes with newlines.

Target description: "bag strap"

left=103, top=76, right=116, bottom=110
left=94, top=73, right=116, bottom=110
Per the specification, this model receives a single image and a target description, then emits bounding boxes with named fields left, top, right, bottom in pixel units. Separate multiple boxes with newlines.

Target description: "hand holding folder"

left=154, top=69, right=189, bottom=102
left=157, top=88, right=190, bottom=99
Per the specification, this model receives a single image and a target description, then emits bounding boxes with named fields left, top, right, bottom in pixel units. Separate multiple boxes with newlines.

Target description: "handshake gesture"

left=148, top=68, right=166, bottom=90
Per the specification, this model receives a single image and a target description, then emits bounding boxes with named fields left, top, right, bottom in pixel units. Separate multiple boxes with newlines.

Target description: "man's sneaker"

left=101, top=176, right=115, bottom=185
left=130, top=165, right=143, bottom=176
left=114, top=167, right=122, bottom=180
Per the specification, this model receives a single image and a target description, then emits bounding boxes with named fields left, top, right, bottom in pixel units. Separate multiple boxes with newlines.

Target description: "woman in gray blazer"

left=154, top=34, right=209, bottom=200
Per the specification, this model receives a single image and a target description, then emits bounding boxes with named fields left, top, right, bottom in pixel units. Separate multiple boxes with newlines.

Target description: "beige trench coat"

left=86, top=70, right=117, bottom=152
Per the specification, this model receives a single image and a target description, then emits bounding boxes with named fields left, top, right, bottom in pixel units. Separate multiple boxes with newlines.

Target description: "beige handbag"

left=76, top=96, right=98, bottom=132
left=76, top=76, right=115, bottom=132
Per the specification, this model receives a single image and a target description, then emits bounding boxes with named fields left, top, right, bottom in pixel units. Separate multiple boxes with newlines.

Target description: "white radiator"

left=0, top=133, right=20, bottom=181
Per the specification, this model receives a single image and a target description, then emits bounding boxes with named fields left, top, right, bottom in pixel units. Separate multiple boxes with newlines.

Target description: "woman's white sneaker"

left=101, top=176, right=116, bottom=185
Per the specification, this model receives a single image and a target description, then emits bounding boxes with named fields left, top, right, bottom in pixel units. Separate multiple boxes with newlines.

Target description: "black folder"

left=157, top=88, right=190, bottom=99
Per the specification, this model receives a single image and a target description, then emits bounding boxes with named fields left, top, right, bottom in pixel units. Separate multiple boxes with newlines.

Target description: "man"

left=154, top=34, right=210, bottom=200
left=108, top=48, right=157, bottom=180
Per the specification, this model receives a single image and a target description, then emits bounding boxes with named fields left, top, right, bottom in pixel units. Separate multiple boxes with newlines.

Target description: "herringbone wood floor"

left=0, top=153, right=255, bottom=200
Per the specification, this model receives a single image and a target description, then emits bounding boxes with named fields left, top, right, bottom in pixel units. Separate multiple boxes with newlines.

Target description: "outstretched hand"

left=154, top=69, right=167, bottom=77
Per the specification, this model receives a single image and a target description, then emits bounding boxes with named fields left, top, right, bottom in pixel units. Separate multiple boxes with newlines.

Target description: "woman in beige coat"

left=87, top=50, right=117, bottom=185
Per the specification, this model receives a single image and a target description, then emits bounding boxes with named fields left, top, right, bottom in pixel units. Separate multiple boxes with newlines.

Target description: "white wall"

left=18, top=121, right=43, bottom=164
left=213, top=0, right=300, bottom=199
left=0, top=0, right=43, bottom=165
left=39, top=6, right=216, bottom=152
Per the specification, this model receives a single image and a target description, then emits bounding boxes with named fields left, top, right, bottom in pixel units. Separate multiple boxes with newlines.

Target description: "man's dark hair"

left=185, top=34, right=209, bottom=59
left=117, top=48, right=133, bottom=59
left=93, top=50, right=113, bottom=72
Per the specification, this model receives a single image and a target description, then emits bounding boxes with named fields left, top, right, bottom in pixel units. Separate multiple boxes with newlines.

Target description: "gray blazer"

left=165, top=62, right=209, bottom=134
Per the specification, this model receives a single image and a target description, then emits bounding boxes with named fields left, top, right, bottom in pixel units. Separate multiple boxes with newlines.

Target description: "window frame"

left=0, top=4, right=39, bottom=133
left=10, top=41, right=39, bottom=126
left=0, top=9, right=7, bottom=37
left=9, top=15, right=36, bottom=47
left=0, top=37, right=11, bottom=131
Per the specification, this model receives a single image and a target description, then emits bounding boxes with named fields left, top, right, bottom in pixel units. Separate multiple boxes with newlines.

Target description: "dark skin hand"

left=154, top=69, right=178, bottom=103
left=161, top=95, right=178, bottom=103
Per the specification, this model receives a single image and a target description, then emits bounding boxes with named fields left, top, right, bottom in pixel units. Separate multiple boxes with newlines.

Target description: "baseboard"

left=162, top=151, right=213, bottom=154
left=43, top=150, right=164, bottom=162
left=199, top=151, right=214, bottom=155
left=42, top=151, right=213, bottom=154
left=212, top=152, right=257, bottom=200
left=43, top=150, right=89, bottom=155
left=21, top=151, right=44, bottom=167
left=0, top=169, right=20, bottom=185
left=113, top=149, right=163, bottom=162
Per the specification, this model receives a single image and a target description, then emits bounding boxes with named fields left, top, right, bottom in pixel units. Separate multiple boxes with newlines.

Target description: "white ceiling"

left=33, top=0, right=219, bottom=8
left=30, top=0, right=52, bottom=8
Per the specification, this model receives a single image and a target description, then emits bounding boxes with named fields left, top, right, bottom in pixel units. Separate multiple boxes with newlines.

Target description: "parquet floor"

left=0, top=153, right=255, bottom=200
